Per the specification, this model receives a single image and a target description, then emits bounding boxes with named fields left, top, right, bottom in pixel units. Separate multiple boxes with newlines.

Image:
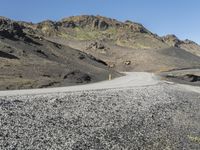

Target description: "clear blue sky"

left=0, top=0, right=199, bottom=44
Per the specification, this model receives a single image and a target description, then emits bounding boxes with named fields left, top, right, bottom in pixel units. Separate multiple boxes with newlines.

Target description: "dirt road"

left=0, top=72, right=159, bottom=96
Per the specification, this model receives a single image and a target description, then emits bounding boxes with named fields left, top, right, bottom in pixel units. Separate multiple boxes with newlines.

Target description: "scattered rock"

left=78, top=53, right=85, bottom=60
left=86, top=41, right=109, bottom=54
left=124, top=61, right=131, bottom=65
left=87, top=41, right=105, bottom=50
left=109, top=64, right=115, bottom=68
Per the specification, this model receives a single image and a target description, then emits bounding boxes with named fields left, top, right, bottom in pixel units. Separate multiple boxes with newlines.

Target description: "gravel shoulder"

left=0, top=72, right=200, bottom=149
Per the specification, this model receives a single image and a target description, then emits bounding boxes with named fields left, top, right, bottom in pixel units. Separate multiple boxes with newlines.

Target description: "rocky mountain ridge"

left=1, top=15, right=200, bottom=53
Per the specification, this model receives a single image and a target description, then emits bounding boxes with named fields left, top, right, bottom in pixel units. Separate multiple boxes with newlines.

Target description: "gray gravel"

left=0, top=82, right=200, bottom=150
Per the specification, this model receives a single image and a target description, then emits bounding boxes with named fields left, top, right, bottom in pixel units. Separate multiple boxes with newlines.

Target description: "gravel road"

left=0, top=72, right=200, bottom=149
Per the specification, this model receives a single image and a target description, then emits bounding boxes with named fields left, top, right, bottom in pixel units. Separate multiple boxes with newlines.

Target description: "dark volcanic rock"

left=0, top=17, right=42, bottom=45
left=183, top=74, right=200, bottom=82
left=0, top=17, right=24, bottom=31
left=167, top=74, right=200, bottom=83
left=63, top=70, right=92, bottom=83
left=0, top=51, right=19, bottom=59
left=0, top=17, right=25, bottom=38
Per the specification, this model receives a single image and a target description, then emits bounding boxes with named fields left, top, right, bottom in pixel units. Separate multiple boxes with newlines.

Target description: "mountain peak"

left=57, top=15, right=149, bottom=33
left=59, top=15, right=122, bottom=30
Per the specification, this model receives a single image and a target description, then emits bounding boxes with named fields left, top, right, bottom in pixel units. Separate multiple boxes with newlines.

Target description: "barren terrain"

left=0, top=15, right=200, bottom=149
left=1, top=16, right=200, bottom=90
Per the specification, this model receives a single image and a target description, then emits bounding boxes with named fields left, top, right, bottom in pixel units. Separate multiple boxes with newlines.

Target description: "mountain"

left=23, top=15, right=168, bottom=49
left=28, top=15, right=200, bottom=71
left=0, top=15, right=200, bottom=89
left=23, top=15, right=200, bottom=53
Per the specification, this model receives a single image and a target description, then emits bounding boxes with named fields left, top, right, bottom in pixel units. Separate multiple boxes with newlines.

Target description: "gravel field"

left=0, top=73, right=200, bottom=149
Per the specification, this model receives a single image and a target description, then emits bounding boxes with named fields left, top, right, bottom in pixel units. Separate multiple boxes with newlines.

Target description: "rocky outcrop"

left=36, top=20, right=58, bottom=36
left=34, top=15, right=111, bottom=31
left=92, top=19, right=109, bottom=30
left=0, top=17, right=41, bottom=45
left=87, top=41, right=105, bottom=50
left=57, top=15, right=150, bottom=32
left=0, top=17, right=26, bottom=39
left=162, top=34, right=183, bottom=47
left=0, top=17, right=23, bottom=31
left=124, top=20, right=150, bottom=33
left=60, top=15, right=112, bottom=30
left=86, top=41, right=109, bottom=55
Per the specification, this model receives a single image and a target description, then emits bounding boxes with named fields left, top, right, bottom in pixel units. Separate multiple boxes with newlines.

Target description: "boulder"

left=124, top=61, right=131, bottom=65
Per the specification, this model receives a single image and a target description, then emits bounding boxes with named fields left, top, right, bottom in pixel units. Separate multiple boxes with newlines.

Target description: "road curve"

left=0, top=72, right=159, bottom=97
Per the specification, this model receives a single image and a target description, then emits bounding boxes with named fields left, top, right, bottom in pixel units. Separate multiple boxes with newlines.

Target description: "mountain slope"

left=0, top=17, right=120, bottom=90
left=162, top=34, right=200, bottom=57
left=45, top=39, right=200, bottom=72
left=22, top=15, right=200, bottom=72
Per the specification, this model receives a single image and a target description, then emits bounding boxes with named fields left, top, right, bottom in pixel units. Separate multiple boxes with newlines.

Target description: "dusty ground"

left=49, top=39, right=200, bottom=72
left=0, top=72, right=200, bottom=150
